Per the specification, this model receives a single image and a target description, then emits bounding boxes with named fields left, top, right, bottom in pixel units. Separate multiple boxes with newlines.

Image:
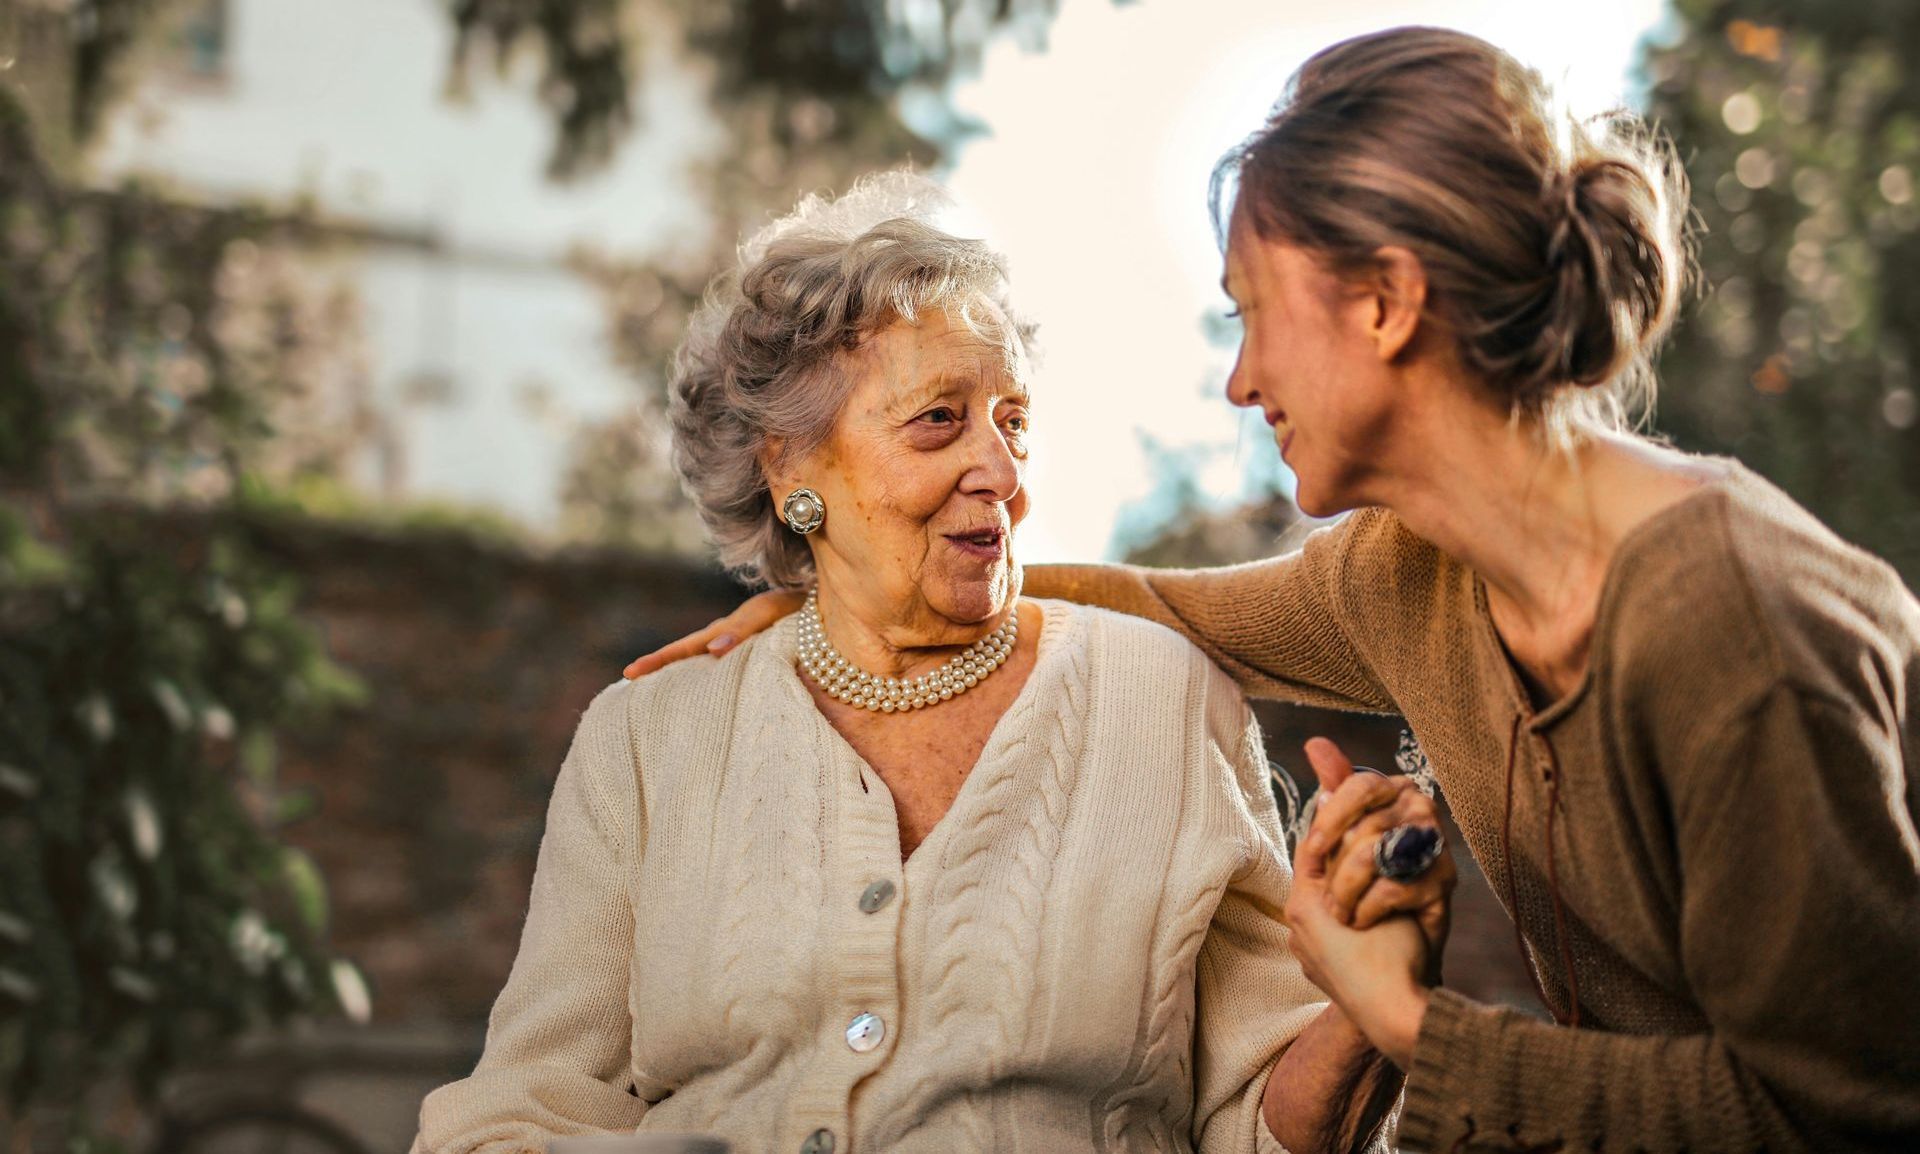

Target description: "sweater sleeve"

left=1190, top=691, right=1356, bottom=1154
left=1022, top=517, right=1395, bottom=713
left=413, top=681, right=650, bottom=1153
left=1397, top=682, right=1920, bottom=1152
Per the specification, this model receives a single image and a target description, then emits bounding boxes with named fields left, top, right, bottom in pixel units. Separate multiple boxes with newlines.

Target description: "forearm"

left=1023, top=558, right=1395, bottom=712
left=1399, top=989, right=1830, bottom=1153
left=1023, top=562, right=1183, bottom=623
left=1263, top=1005, right=1402, bottom=1154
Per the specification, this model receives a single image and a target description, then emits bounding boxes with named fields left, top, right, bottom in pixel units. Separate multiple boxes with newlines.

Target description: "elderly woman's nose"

left=959, top=422, right=1022, bottom=499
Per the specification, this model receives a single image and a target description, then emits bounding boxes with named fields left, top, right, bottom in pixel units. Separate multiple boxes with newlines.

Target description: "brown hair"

left=1214, top=27, right=1691, bottom=438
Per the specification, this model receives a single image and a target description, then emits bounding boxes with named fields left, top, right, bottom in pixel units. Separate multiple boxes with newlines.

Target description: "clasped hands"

left=1285, top=737, right=1457, bottom=1070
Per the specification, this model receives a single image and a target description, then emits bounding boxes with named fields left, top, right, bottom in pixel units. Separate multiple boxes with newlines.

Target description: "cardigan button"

left=846, top=1011, right=885, bottom=1052
left=799, top=1128, right=835, bottom=1154
left=858, top=879, right=896, bottom=913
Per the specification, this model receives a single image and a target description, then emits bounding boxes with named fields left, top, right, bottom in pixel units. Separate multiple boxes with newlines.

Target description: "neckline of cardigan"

left=762, top=598, right=1082, bottom=866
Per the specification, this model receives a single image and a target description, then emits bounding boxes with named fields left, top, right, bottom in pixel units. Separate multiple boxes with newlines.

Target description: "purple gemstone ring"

left=1374, top=823, right=1444, bottom=882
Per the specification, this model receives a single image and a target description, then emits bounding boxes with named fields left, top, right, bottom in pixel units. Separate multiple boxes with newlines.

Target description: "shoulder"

left=1607, top=465, right=1920, bottom=731
left=1303, top=507, right=1466, bottom=624
left=1042, top=598, right=1236, bottom=689
left=619, top=622, right=777, bottom=725
left=1315, top=507, right=1477, bottom=677
left=1037, top=598, right=1260, bottom=754
left=579, top=624, right=787, bottom=778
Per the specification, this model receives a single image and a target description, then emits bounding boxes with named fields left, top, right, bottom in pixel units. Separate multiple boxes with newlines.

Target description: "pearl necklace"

left=797, top=590, right=1018, bottom=713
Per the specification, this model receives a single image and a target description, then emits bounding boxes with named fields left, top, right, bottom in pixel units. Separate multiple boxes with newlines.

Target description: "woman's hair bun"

left=1537, top=145, right=1683, bottom=395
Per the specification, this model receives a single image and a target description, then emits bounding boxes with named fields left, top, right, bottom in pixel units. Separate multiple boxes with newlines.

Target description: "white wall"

left=93, top=0, right=721, bottom=531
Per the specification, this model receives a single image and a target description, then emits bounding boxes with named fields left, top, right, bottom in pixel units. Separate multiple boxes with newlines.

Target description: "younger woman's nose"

left=1225, top=352, right=1260, bottom=409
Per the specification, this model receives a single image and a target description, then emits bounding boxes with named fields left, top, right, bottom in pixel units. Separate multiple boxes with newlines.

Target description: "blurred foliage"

left=0, top=512, right=367, bottom=1130
left=449, top=0, right=1080, bottom=177
left=1645, top=0, right=1920, bottom=582
left=0, top=58, right=370, bottom=1144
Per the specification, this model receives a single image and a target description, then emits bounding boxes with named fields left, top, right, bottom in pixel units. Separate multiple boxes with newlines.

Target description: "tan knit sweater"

left=414, top=600, right=1330, bottom=1154
left=1027, top=461, right=1920, bottom=1152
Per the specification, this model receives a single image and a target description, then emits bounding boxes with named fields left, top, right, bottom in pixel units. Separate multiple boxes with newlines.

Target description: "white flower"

left=0, top=763, right=37, bottom=798
left=90, top=853, right=137, bottom=921
left=151, top=679, right=192, bottom=732
left=201, top=705, right=236, bottom=741
left=77, top=694, right=115, bottom=743
left=230, top=909, right=274, bottom=975
left=125, top=789, right=163, bottom=861
left=109, top=966, right=157, bottom=1002
left=330, top=959, right=372, bottom=1025
left=0, top=968, right=40, bottom=1003
left=1396, top=729, right=1438, bottom=798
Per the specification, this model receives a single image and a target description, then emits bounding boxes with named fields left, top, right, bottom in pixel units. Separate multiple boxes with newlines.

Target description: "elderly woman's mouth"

left=945, top=528, right=1007, bottom=558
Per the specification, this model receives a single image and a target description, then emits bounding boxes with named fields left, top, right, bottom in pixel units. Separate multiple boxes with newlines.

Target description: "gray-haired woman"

left=412, top=174, right=1421, bottom=1154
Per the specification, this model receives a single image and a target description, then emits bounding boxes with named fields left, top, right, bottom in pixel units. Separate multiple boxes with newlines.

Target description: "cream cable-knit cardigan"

left=413, top=600, right=1327, bottom=1154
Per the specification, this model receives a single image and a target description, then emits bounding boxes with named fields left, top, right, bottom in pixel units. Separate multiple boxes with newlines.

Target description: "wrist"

left=1358, top=980, right=1430, bottom=1070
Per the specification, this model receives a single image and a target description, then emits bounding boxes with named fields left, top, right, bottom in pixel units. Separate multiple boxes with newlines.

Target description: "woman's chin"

left=925, top=561, right=1021, bottom=627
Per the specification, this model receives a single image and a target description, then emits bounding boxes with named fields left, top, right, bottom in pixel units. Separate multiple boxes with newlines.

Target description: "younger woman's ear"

left=1367, top=246, right=1428, bottom=362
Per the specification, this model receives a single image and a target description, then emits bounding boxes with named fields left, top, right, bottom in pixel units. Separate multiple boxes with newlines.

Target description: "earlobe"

left=1370, top=246, right=1428, bottom=362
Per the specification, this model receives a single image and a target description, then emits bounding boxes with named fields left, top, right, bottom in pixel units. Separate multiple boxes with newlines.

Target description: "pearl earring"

left=782, top=488, right=825, bottom=534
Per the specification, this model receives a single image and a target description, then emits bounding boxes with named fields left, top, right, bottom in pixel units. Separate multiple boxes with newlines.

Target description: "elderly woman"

left=412, top=175, right=1417, bottom=1153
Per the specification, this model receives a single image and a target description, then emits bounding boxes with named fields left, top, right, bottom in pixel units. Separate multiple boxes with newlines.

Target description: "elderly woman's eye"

left=921, top=407, right=959, bottom=425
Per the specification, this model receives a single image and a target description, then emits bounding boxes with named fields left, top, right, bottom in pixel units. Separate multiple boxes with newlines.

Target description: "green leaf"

left=280, top=848, right=328, bottom=934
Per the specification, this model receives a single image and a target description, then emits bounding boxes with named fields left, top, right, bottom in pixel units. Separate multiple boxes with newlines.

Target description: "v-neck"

left=769, top=600, right=1069, bottom=867
left=1470, top=462, right=1742, bottom=731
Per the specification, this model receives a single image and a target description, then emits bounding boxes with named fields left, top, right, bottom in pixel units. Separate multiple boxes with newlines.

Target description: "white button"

left=858, top=879, right=895, bottom=913
left=846, top=1011, right=885, bottom=1052
left=799, top=1129, right=835, bottom=1154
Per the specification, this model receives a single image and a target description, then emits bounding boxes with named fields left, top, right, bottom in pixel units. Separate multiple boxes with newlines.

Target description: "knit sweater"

left=414, top=600, right=1330, bottom=1154
left=1027, top=461, right=1920, bottom=1152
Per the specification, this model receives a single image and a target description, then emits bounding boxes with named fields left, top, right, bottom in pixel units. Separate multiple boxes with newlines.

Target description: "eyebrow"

left=893, top=369, right=1030, bottom=411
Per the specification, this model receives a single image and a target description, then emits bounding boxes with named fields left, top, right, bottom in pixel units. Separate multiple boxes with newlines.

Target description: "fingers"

left=623, top=620, right=733, bottom=679
left=1282, top=881, right=1333, bottom=990
left=1303, top=736, right=1355, bottom=794
left=1298, top=766, right=1409, bottom=878
left=1319, top=787, right=1455, bottom=943
left=621, top=590, right=806, bottom=679
left=1349, top=857, right=1456, bottom=932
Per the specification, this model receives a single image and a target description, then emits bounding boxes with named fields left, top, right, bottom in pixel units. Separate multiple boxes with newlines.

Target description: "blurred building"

left=90, top=0, right=719, bottom=532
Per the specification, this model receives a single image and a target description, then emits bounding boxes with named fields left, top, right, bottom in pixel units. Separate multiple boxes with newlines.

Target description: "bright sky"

left=942, top=0, right=1669, bottom=562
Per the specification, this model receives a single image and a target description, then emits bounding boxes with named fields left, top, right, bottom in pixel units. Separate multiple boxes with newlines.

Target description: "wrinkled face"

left=1221, top=212, right=1397, bottom=517
left=782, top=308, right=1031, bottom=632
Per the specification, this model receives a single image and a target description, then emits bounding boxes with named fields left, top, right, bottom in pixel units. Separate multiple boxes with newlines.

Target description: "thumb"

left=1303, top=737, right=1355, bottom=795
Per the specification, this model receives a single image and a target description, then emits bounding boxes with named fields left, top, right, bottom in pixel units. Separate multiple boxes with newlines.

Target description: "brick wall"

left=149, top=512, right=1539, bottom=1147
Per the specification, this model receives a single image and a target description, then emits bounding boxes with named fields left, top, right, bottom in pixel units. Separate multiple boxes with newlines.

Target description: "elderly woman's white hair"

left=669, top=171, right=1035, bottom=590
